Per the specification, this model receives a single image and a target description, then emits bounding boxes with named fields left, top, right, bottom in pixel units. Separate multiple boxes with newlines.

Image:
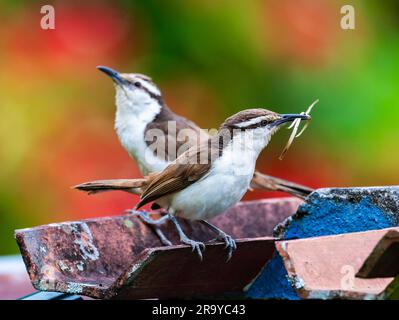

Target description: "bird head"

left=219, top=108, right=311, bottom=152
left=222, top=108, right=310, bottom=132
left=97, top=66, right=163, bottom=115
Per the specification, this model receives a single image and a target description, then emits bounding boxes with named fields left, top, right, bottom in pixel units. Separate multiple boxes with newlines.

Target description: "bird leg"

left=200, top=220, right=237, bottom=261
left=126, top=209, right=170, bottom=225
left=152, top=227, right=172, bottom=246
left=126, top=210, right=172, bottom=246
left=169, top=214, right=205, bottom=261
left=125, top=208, right=165, bottom=216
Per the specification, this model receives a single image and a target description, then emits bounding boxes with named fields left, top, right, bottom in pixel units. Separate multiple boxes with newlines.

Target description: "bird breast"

left=114, top=102, right=167, bottom=174
left=168, top=135, right=260, bottom=220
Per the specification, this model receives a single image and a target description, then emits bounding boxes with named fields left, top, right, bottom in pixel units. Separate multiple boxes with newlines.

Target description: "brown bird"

left=95, top=66, right=313, bottom=198
left=75, top=66, right=313, bottom=250
left=76, top=109, right=310, bottom=260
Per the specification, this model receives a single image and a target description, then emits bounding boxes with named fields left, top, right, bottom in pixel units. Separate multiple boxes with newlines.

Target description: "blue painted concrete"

left=246, top=186, right=399, bottom=299
left=274, top=187, right=399, bottom=239
left=246, top=252, right=300, bottom=300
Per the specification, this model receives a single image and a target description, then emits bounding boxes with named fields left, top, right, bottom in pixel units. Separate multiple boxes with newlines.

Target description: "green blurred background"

left=1, top=0, right=398, bottom=254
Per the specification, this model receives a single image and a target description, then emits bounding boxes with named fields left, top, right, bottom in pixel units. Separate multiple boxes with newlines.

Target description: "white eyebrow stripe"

left=136, top=78, right=161, bottom=96
left=235, top=116, right=267, bottom=128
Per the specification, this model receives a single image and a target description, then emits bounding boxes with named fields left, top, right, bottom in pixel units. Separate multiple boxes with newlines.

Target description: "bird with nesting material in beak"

left=76, top=108, right=310, bottom=260
left=95, top=66, right=313, bottom=196
left=80, top=67, right=313, bottom=243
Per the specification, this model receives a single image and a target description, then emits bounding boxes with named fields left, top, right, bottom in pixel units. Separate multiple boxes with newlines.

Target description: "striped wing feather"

left=136, top=140, right=220, bottom=209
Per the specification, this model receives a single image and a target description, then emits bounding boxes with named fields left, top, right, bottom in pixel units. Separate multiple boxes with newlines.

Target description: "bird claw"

left=182, top=238, right=205, bottom=261
left=212, top=233, right=237, bottom=262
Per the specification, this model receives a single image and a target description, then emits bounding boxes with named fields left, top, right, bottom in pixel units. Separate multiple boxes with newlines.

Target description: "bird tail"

left=250, top=171, right=314, bottom=199
left=73, top=179, right=146, bottom=195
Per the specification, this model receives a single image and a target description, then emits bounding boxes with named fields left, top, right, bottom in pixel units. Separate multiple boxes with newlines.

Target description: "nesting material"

left=279, top=99, right=318, bottom=160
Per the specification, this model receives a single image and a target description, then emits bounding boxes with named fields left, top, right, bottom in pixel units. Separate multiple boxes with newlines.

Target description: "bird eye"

left=134, top=81, right=142, bottom=88
left=261, top=120, right=268, bottom=126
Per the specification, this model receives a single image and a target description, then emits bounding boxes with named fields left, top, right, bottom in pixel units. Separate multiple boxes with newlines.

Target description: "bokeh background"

left=1, top=0, right=398, bottom=254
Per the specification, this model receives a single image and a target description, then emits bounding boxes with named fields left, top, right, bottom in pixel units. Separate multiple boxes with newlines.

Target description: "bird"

left=95, top=66, right=313, bottom=198
left=76, top=108, right=311, bottom=260
left=77, top=66, right=314, bottom=248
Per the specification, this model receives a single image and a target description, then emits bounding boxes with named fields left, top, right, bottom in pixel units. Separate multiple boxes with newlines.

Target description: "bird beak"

left=272, top=114, right=311, bottom=127
left=97, top=66, right=127, bottom=85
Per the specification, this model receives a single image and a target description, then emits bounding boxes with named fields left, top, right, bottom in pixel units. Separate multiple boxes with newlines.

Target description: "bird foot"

left=125, top=209, right=172, bottom=246
left=180, top=236, right=205, bottom=261
left=168, top=214, right=205, bottom=260
left=210, top=232, right=237, bottom=262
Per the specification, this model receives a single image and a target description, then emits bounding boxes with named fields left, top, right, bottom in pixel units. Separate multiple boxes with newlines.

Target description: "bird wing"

left=145, top=110, right=209, bottom=162
left=136, top=140, right=219, bottom=209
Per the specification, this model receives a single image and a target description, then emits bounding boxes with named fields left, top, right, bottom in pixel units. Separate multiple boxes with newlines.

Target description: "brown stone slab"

left=107, top=237, right=275, bottom=299
left=212, top=198, right=302, bottom=238
left=276, top=228, right=398, bottom=300
left=15, top=198, right=300, bottom=299
left=356, top=230, right=399, bottom=278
